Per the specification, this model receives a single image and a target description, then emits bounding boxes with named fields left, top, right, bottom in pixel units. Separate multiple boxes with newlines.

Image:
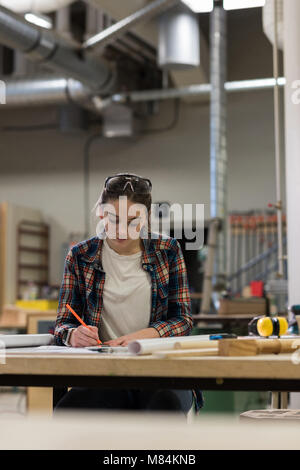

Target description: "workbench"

left=1, top=352, right=300, bottom=401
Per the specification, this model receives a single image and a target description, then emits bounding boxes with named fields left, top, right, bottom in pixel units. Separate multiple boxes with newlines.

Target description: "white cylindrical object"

left=128, top=335, right=210, bottom=355
left=158, top=4, right=200, bottom=70
left=283, top=0, right=300, bottom=307
left=263, top=0, right=283, bottom=49
left=0, top=0, right=74, bottom=13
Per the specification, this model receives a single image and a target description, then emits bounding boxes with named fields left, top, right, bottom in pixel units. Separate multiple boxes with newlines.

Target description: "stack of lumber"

left=130, top=336, right=300, bottom=358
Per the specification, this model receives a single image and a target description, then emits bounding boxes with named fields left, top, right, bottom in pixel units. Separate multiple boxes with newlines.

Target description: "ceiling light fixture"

left=24, top=12, right=52, bottom=29
left=223, top=0, right=266, bottom=11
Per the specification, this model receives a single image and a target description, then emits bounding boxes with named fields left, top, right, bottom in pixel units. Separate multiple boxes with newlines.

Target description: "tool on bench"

left=248, top=315, right=288, bottom=337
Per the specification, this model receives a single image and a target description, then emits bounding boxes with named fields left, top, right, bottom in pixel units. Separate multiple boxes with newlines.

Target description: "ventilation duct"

left=263, top=0, right=283, bottom=49
left=12, top=3, right=73, bottom=75
left=2, top=75, right=112, bottom=117
left=3, top=76, right=286, bottom=109
left=158, top=4, right=200, bottom=69
left=0, top=5, right=115, bottom=93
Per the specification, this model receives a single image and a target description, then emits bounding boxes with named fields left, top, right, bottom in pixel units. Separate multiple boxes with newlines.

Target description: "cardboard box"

left=219, top=298, right=267, bottom=316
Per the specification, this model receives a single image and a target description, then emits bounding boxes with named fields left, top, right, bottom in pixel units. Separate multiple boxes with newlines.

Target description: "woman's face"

left=99, top=197, right=148, bottom=247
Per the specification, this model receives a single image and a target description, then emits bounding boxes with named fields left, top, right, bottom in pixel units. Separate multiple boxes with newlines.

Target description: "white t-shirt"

left=99, top=237, right=152, bottom=342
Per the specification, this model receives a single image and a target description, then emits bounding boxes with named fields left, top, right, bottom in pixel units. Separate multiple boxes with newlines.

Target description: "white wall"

left=0, top=89, right=284, bottom=284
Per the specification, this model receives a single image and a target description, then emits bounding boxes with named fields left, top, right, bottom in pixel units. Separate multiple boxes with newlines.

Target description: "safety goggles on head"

left=104, top=174, right=152, bottom=194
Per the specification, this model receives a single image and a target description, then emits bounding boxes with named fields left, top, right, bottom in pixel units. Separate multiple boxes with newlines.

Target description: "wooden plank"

left=26, top=312, right=57, bottom=415
left=218, top=298, right=266, bottom=316
left=174, top=340, right=218, bottom=350
left=26, top=388, right=53, bottom=416
left=153, top=348, right=218, bottom=359
left=1, top=353, right=300, bottom=380
left=218, top=338, right=300, bottom=357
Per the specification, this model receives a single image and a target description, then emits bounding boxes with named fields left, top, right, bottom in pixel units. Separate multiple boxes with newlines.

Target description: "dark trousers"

left=54, top=387, right=194, bottom=416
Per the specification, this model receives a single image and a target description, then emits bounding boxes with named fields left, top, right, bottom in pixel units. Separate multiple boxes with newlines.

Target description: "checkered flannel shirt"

left=54, top=231, right=193, bottom=345
left=54, top=231, right=203, bottom=412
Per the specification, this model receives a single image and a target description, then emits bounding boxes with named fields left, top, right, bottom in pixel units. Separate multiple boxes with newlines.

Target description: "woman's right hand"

left=70, top=325, right=100, bottom=347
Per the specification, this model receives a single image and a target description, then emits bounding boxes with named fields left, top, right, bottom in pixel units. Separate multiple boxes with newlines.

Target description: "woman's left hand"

left=103, top=327, right=160, bottom=347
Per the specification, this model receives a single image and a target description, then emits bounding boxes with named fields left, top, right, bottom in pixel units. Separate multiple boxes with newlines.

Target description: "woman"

left=54, top=172, right=203, bottom=414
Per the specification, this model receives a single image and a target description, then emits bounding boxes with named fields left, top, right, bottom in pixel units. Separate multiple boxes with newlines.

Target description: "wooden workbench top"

left=0, top=352, right=300, bottom=380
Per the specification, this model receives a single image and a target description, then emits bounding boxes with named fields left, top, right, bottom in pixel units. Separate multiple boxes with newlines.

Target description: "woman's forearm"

left=103, top=327, right=160, bottom=346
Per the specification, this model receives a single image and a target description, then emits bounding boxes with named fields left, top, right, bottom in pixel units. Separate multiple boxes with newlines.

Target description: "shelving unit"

left=16, top=220, right=50, bottom=300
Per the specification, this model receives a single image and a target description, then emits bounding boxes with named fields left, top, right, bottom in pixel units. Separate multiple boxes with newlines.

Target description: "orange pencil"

left=66, top=303, right=102, bottom=345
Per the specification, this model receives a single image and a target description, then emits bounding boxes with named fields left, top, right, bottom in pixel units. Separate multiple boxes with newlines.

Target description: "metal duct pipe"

left=158, top=4, right=200, bottom=69
left=111, top=77, right=285, bottom=103
left=0, top=5, right=114, bottom=93
left=3, top=75, right=105, bottom=115
left=210, top=3, right=227, bottom=289
left=82, top=0, right=180, bottom=50
left=2, top=76, right=285, bottom=109
left=272, top=0, right=284, bottom=278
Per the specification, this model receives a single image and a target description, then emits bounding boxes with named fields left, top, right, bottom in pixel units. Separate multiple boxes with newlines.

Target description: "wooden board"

left=174, top=340, right=218, bottom=350
left=26, top=312, right=57, bottom=415
left=1, top=353, right=300, bottom=380
left=153, top=348, right=218, bottom=358
left=218, top=338, right=300, bottom=357
left=218, top=298, right=266, bottom=316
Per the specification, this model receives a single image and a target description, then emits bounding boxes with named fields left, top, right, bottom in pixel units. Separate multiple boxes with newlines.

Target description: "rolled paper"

left=127, top=335, right=211, bottom=355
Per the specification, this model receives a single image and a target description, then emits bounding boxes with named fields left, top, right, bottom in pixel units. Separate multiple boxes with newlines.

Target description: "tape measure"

left=248, top=315, right=288, bottom=337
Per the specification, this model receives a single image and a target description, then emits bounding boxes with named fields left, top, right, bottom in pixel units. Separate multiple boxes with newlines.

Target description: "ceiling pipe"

left=272, top=0, right=284, bottom=278
left=111, top=77, right=286, bottom=103
left=82, top=0, right=180, bottom=50
left=4, top=75, right=90, bottom=106
left=1, top=76, right=286, bottom=110
left=209, top=3, right=227, bottom=291
left=0, top=5, right=115, bottom=93
left=2, top=75, right=111, bottom=116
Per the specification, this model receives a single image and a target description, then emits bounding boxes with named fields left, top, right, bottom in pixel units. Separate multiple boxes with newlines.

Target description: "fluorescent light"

left=225, top=77, right=285, bottom=91
left=24, top=13, right=53, bottom=29
left=223, top=0, right=265, bottom=10
left=181, top=0, right=214, bottom=13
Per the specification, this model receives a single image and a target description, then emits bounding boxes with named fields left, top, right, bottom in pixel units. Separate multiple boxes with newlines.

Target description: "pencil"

left=66, top=303, right=102, bottom=345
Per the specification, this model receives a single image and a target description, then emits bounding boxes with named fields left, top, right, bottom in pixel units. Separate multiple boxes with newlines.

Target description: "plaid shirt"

left=54, top=231, right=203, bottom=411
left=54, top=231, right=193, bottom=345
